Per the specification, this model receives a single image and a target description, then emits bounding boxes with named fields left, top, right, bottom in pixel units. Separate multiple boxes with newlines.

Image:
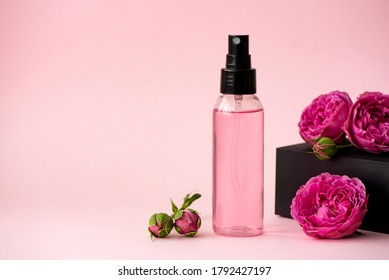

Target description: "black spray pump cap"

left=221, top=35, right=256, bottom=94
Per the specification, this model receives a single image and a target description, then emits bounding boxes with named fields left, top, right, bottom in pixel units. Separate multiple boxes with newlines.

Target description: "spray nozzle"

left=221, top=35, right=256, bottom=95
left=226, top=35, right=251, bottom=70
left=229, top=35, right=248, bottom=55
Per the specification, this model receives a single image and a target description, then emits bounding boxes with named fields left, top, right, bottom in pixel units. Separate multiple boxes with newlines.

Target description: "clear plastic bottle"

left=212, top=35, right=264, bottom=237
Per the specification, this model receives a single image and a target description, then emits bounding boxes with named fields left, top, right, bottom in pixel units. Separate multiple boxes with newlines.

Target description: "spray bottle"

left=212, top=35, right=264, bottom=237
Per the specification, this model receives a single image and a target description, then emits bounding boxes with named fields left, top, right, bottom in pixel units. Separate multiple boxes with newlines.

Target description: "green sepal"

left=197, top=215, right=202, bottom=230
left=156, top=213, right=169, bottom=224
left=149, top=214, right=157, bottom=226
left=174, top=226, right=182, bottom=234
left=306, top=137, right=321, bottom=144
left=158, top=229, right=170, bottom=238
left=166, top=216, right=173, bottom=228
left=173, top=210, right=184, bottom=220
left=185, top=231, right=197, bottom=237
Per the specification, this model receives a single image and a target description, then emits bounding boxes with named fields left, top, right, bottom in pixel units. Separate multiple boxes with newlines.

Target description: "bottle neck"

left=215, top=94, right=262, bottom=112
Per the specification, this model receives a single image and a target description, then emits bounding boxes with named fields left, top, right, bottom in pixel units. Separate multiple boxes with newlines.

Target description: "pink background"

left=1, top=0, right=389, bottom=259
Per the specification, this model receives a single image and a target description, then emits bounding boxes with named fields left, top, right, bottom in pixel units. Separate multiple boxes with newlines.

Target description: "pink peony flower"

left=173, top=209, right=201, bottom=237
left=299, top=91, right=353, bottom=144
left=343, top=91, right=389, bottom=153
left=291, top=173, right=368, bottom=239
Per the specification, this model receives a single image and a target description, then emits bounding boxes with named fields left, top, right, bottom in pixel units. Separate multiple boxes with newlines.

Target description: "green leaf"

left=170, top=199, right=178, bottom=214
left=190, top=193, right=201, bottom=202
left=180, top=193, right=201, bottom=210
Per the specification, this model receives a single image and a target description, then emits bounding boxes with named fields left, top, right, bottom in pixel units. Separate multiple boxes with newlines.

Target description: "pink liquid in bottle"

left=213, top=104, right=264, bottom=236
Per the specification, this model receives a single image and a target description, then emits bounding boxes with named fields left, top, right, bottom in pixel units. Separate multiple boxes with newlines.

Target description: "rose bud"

left=148, top=213, right=173, bottom=238
left=173, top=209, right=201, bottom=237
left=312, top=137, right=337, bottom=160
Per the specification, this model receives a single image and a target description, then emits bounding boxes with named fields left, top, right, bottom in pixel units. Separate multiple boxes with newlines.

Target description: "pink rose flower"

left=299, top=91, right=353, bottom=143
left=343, top=91, right=389, bottom=153
left=173, top=209, right=201, bottom=237
left=291, top=173, right=368, bottom=239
